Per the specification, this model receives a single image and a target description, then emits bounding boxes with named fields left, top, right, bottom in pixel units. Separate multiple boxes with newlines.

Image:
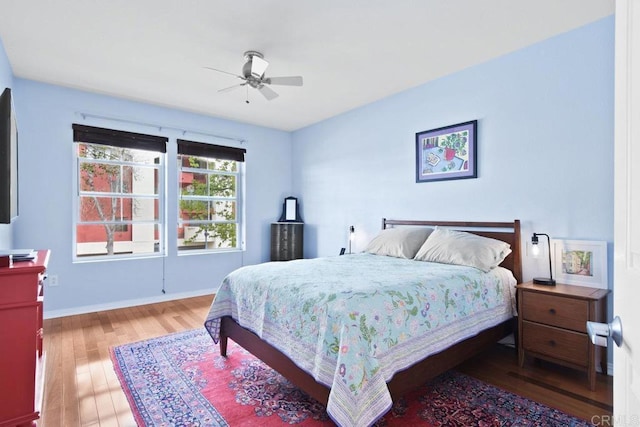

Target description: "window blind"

left=72, top=124, right=167, bottom=153
left=177, top=139, right=246, bottom=162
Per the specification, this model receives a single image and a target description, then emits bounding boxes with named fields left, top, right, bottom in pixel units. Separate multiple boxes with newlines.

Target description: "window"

left=73, top=124, right=167, bottom=259
left=177, top=139, right=245, bottom=252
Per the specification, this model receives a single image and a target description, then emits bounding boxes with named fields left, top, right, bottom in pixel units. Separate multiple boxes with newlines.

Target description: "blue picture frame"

left=415, top=120, right=477, bottom=183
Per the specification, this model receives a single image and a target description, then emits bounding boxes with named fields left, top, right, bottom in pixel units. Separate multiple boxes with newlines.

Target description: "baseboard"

left=43, top=288, right=214, bottom=319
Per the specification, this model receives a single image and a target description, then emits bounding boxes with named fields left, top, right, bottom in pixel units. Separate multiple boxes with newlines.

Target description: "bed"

left=204, top=219, right=522, bottom=426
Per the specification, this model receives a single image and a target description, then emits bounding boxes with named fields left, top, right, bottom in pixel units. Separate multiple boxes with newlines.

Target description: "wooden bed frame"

left=218, top=219, right=522, bottom=407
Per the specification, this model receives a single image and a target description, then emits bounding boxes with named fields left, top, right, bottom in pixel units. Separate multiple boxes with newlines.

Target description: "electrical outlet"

left=49, top=275, right=59, bottom=287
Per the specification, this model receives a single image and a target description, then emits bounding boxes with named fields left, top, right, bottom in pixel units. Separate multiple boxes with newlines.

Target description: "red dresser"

left=0, top=250, right=50, bottom=426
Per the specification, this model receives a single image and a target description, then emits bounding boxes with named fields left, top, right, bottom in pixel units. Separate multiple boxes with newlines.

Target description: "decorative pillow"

left=413, top=226, right=512, bottom=272
left=365, top=227, right=434, bottom=259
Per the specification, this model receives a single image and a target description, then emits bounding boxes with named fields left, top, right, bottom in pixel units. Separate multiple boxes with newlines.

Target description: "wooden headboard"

left=382, top=218, right=522, bottom=283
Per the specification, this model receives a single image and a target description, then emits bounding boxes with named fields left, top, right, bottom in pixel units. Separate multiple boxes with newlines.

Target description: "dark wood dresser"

left=0, top=250, right=50, bottom=426
left=517, top=281, right=609, bottom=390
left=270, top=222, right=303, bottom=261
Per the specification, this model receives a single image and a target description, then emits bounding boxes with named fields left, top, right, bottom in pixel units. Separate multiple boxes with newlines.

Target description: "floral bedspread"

left=204, top=253, right=516, bottom=427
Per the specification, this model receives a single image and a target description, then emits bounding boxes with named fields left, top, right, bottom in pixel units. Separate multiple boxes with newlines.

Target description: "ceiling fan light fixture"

left=250, top=55, right=269, bottom=78
left=242, top=50, right=269, bottom=78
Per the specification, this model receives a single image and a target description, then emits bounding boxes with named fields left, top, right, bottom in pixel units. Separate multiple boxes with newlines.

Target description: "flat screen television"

left=0, top=87, right=18, bottom=224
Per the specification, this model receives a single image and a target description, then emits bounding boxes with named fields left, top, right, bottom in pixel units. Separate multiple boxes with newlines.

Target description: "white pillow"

left=413, top=227, right=512, bottom=272
left=365, top=227, right=434, bottom=259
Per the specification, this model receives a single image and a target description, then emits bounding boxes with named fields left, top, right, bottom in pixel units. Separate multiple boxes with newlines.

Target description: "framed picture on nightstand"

left=550, top=239, right=608, bottom=289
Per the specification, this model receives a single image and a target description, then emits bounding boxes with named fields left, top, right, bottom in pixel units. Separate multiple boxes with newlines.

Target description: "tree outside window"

left=178, top=154, right=241, bottom=251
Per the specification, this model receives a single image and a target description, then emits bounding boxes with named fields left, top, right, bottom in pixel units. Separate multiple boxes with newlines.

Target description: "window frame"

left=176, top=139, right=246, bottom=254
left=72, top=124, right=167, bottom=262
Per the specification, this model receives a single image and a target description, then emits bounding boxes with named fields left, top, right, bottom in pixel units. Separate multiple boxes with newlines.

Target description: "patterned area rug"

left=111, top=328, right=592, bottom=426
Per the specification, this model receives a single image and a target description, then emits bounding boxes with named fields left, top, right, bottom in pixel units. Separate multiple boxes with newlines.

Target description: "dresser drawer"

left=521, top=291, right=588, bottom=332
left=522, top=320, right=589, bottom=367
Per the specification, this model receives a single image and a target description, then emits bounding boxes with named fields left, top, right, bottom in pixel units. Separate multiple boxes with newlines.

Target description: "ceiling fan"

left=205, top=51, right=303, bottom=102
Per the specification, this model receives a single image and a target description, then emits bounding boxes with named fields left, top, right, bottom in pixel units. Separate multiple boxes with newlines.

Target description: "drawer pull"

left=549, top=308, right=556, bottom=315
left=548, top=340, right=556, bottom=347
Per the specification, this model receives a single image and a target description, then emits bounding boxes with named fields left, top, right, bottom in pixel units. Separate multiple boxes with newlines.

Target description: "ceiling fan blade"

left=258, top=84, right=279, bottom=100
left=218, top=83, right=246, bottom=93
left=204, top=66, right=244, bottom=79
left=251, top=55, right=269, bottom=78
left=265, top=76, right=303, bottom=86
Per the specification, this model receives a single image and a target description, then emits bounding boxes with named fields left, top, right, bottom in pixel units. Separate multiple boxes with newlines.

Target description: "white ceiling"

left=0, top=1, right=614, bottom=131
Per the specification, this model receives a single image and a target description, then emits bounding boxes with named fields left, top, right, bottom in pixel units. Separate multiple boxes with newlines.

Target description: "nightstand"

left=517, top=281, right=609, bottom=390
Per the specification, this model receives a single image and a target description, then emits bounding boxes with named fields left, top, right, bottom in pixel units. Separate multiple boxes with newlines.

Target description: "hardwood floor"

left=40, top=296, right=612, bottom=426
left=457, top=342, right=613, bottom=423
left=41, top=295, right=214, bottom=427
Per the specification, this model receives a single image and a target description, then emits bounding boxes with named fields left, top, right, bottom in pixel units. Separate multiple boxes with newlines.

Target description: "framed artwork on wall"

left=415, top=120, right=477, bottom=183
left=551, top=239, right=608, bottom=289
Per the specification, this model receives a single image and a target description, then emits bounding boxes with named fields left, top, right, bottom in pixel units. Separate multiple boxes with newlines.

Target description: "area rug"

left=111, top=328, right=592, bottom=426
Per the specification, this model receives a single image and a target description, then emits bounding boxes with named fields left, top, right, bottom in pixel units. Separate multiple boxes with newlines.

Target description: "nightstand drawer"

left=521, top=291, right=588, bottom=332
left=522, top=320, right=589, bottom=367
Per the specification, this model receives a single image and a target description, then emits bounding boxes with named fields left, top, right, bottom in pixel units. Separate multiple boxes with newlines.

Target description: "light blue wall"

left=3, top=16, right=615, bottom=317
left=292, top=17, right=614, bottom=286
left=12, top=80, right=293, bottom=316
left=0, top=36, right=14, bottom=248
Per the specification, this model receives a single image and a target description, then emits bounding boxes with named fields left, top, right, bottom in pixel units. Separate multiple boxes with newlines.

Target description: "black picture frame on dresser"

left=278, top=196, right=302, bottom=222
